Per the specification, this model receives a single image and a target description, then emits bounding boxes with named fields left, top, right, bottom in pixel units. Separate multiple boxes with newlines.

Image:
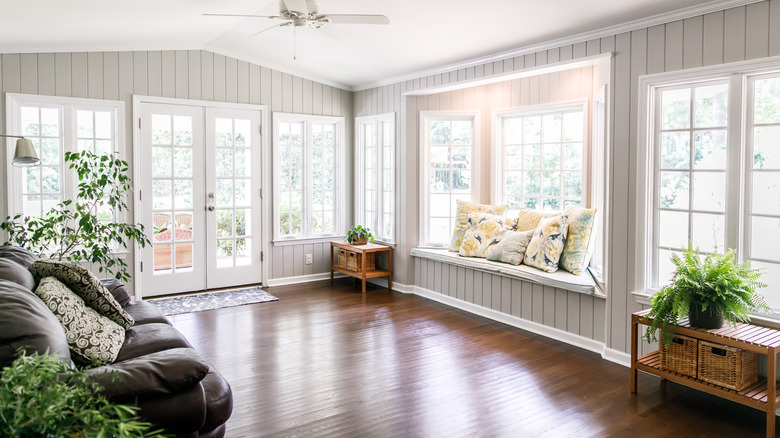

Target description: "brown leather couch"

left=0, top=246, right=233, bottom=438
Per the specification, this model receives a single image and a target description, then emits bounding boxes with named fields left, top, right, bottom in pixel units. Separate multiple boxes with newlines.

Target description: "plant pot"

left=350, top=237, right=367, bottom=245
left=688, top=302, right=724, bottom=329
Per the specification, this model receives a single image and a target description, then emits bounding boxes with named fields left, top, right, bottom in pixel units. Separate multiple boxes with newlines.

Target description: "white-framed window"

left=273, top=113, right=345, bottom=242
left=5, top=93, right=124, bottom=219
left=355, top=113, right=395, bottom=243
left=636, top=57, right=780, bottom=314
left=492, top=101, right=589, bottom=215
left=419, top=111, right=479, bottom=247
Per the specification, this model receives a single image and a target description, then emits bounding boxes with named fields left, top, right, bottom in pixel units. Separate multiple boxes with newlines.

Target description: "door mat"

left=148, top=286, right=278, bottom=316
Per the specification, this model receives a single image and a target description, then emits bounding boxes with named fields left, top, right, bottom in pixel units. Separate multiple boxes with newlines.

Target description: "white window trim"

left=5, top=93, right=126, bottom=220
left=490, top=99, right=590, bottom=209
left=272, top=112, right=346, bottom=243
left=355, top=112, right=396, bottom=244
left=633, top=55, right=780, bottom=314
left=419, top=110, right=481, bottom=248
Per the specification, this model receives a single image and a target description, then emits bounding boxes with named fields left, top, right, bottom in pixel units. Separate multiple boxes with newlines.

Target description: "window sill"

left=273, top=235, right=346, bottom=247
left=411, top=248, right=602, bottom=296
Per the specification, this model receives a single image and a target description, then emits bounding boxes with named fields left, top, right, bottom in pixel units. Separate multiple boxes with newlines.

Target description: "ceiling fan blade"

left=250, top=22, right=289, bottom=38
left=316, top=24, right=357, bottom=42
left=203, top=13, right=283, bottom=19
left=282, top=0, right=309, bottom=14
left=324, top=14, right=389, bottom=25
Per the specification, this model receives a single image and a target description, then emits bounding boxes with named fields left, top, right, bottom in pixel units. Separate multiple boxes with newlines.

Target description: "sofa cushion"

left=86, top=347, right=209, bottom=401
left=0, top=258, right=36, bottom=290
left=0, top=279, right=71, bottom=368
left=123, top=301, right=170, bottom=325
left=99, top=278, right=132, bottom=306
left=0, top=245, right=38, bottom=268
left=486, top=229, right=535, bottom=265
left=115, top=323, right=192, bottom=362
left=201, top=366, right=234, bottom=433
left=34, top=277, right=125, bottom=366
left=523, top=214, right=569, bottom=273
left=29, top=260, right=134, bottom=329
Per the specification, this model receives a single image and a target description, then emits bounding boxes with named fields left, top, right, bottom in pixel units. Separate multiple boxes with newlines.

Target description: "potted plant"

left=1, top=150, right=150, bottom=282
left=0, top=351, right=167, bottom=437
left=346, top=225, right=374, bottom=245
left=643, top=244, right=770, bottom=347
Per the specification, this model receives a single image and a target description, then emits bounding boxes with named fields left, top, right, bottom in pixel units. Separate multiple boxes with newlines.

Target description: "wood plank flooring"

left=166, top=279, right=773, bottom=437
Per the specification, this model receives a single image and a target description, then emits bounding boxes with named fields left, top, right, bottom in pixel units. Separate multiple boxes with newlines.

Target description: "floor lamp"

left=1, top=134, right=40, bottom=167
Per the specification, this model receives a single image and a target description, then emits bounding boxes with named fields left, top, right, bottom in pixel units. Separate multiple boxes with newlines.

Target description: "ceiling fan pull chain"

left=293, top=25, right=297, bottom=60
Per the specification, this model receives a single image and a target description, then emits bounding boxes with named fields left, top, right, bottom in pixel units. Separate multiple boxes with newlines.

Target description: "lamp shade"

left=12, top=138, right=40, bottom=167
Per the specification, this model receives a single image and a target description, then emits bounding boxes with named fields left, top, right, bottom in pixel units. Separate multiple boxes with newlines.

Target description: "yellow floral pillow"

left=458, top=213, right=507, bottom=258
left=523, top=214, right=569, bottom=272
left=515, top=209, right=561, bottom=231
left=560, top=206, right=598, bottom=275
left=448, top=200, right=508, bottom=252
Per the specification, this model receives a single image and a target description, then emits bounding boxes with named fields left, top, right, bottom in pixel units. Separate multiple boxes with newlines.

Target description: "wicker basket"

left=337, top=249, right=348, bottom=268
left=660, top=334, right=698, bottom=378
left=345, top=251, right=375, bottom=272
left=698, top=340, right=758, bottom=390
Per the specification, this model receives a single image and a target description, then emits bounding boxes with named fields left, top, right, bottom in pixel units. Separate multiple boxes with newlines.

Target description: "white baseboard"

left=266, top=272, right=347, bottom=287
left=412, top=285, right=629, bottom=367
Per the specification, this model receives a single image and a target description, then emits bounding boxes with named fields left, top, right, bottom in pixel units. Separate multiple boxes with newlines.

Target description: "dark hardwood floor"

left=167, top=279, right=773, bottom=437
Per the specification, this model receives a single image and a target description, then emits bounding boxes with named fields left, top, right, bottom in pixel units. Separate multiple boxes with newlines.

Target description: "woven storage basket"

left=345, top=252, right=375, bottom=272
left=337, top=249, right=348, bottom=268
left=698, top=340, right=758, bottom=390
left=660, top=334, right=698, bottom=378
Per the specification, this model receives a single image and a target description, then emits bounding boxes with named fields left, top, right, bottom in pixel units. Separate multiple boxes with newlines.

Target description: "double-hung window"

left=419, top=111, right=479, bottom=247
left=273, top=113, right=345, bottom=241
left=355, top=113, right=395, bottom=243
left=638, top=61, right=780, bottom=313
left=493, top=102, right=588, bottom=215
left=5, top=93, right=124, bottom=219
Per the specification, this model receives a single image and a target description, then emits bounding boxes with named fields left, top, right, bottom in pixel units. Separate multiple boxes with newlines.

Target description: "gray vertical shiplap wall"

left=0, top=49, right=353, bottom=288
left=352, top=0, right=780, bottom=354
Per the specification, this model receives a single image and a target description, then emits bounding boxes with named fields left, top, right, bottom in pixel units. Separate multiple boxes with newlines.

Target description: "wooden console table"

left=330, top=241, right=392, bottom=293
left=631, top=309, right=780, bottom=437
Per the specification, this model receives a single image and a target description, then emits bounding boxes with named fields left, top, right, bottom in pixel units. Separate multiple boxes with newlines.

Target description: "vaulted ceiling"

left=0, top=0, right=723, bottom=90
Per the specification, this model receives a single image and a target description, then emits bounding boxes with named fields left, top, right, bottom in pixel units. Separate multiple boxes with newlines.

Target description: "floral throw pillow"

left=560, top=206, right=598, bottom=276
left=523, top=214, right=569, bottom=272
left=459, top=213, right=506, bottom=258
left=29, top=260, right=134, bottom=329
left=448, top=200, right=508, bottom=252
left=514, top=209, right=561, bottom=232
left=34, top=277, right=125, bottom=366
left=486, top=230, right=535, bottom=265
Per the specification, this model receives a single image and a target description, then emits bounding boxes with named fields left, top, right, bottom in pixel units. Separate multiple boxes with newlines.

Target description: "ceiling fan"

left=204, top=0, right=390, bottom=58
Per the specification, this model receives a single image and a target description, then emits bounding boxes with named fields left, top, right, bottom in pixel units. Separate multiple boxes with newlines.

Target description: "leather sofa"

left=0, top=246, right=233, bottom=438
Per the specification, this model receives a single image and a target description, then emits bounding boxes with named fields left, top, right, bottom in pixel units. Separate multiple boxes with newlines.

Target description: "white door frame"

left=132, top=95, right=270, bottom=300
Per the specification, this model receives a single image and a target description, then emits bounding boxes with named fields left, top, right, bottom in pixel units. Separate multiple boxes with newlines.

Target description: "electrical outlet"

left=305, top=253, right=313, bottom=265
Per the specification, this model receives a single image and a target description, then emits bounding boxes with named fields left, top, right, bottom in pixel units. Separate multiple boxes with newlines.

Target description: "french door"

left=138, top=103, right=262, bottom=297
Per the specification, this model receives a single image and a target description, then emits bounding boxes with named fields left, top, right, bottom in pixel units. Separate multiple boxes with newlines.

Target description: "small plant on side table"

left=347, top=225, right=374, bottom=245
left=643, top=243, right=770, bottom=347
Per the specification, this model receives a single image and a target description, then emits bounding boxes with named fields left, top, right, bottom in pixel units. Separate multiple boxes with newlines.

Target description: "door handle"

left=207, top=205, right=216, bottom=211
left=207, top=192, right=216, bottom=211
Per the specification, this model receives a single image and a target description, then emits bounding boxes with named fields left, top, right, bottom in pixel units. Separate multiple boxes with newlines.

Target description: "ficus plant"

left=1, top=150, right=150, bottom=282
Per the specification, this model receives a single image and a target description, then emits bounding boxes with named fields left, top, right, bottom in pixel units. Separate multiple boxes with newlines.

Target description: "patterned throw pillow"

left=458, top=213, right=506, bottom=258
left=34, top=277, right=125, bottom=366
left=523, top=215, right=570, bottom=272
left=514, top=209, right=561, bottom=232
left=29, top=260, right=134, bottom=329
left=448, top=200, right=508, bottom=252
left=560, top=206, right=598, bottom=276
left=486, top=230, right=535, bottom=265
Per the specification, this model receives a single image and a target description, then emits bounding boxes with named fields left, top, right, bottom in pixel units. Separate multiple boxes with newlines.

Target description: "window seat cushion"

left=411, top=248, right=597, bottom=295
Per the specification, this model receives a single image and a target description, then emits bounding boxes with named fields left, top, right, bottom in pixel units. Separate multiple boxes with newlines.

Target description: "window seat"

left=411, top=248, right=598, bottom=295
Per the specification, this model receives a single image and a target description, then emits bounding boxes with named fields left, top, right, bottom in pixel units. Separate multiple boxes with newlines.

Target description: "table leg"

left=630, top=317, right=638, bottom=394
left=388, top=249, right=393, bottom=292
left=362, top=251, right=367, bottom=294
left=767, top=350, right=776, bottom=438
left=330, top=245, right=334, bottom=283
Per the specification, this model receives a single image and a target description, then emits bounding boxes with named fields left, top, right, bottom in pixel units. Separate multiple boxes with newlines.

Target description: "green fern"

left=643, top=244, right=770, bottom=347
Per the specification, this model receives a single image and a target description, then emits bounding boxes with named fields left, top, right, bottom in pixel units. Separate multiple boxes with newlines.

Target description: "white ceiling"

left=0, top=0, right=727, bottom=90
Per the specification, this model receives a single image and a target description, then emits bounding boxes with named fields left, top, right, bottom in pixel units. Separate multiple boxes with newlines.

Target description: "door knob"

left=207, top=205, right=216, bottom=211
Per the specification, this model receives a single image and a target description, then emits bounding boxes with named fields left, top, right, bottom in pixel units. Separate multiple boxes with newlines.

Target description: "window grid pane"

left=20, top=106, right=62, bottom=217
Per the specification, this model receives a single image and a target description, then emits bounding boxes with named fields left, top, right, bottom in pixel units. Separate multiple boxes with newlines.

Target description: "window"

left=5, top=94, right=124, bottom=219
left=355, top=113, right=395, bottom=243
left=493, top=102, right=588, bottom=215
left=273, top=113, right=345, bottom=242
left=419, top=111, right=479, bottom=247
left=637, top=60, right=780, bottom=313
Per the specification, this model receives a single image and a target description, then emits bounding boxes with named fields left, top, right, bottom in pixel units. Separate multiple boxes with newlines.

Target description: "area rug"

left=149, top=287, right=278, bottom=316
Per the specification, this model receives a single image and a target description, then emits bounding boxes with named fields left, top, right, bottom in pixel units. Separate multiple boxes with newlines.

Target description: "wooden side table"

left=330, top=241, right=392, bottom=293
